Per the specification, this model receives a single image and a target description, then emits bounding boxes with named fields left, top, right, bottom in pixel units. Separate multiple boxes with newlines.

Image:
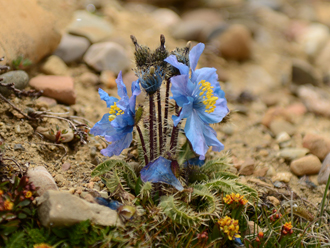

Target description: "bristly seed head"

left=139, top=66, right=165, bottom=95
left=131, top=35, right=151, bottom=68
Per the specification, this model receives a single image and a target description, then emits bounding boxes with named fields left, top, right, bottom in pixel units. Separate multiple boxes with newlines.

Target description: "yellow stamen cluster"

left=218, top=216, right=241, bottom=240
left=4, top=199, right=13, bottom=210
left=223, top=193, right=248, bottom=205
left=0, top=189, right=3, bottom=196
left=283, top=222, right=293, bottom=230
left=198, top=80, right=218, bottom=113
left=33, top=244, right=53, bottom=248
left=108, top=102, right=124, bottom=122
left=25, top=191, right=33, bottom=198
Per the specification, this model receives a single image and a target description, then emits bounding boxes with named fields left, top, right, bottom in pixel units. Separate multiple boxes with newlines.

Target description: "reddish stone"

left=261, top=107, right=292, bottom=128
left=303, top=133, right=330, bottom=160
left=286, top=103, right=307, bottom=116
left=29, top=75, right=76, bottom=105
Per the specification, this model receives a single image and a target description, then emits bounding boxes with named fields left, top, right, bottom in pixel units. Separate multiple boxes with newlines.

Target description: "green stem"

left=319, top=172, right=330, bottom=226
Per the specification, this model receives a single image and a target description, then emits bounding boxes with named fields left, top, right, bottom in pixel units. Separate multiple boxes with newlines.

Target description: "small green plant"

left=0, top=176, right=38, bottom=239
left=12, top=55, right=32, bottom=70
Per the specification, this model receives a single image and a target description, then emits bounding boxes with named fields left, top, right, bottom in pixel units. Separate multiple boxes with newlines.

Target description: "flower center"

left=108, top=102, right=124, bottom=121
left=198, top=80, right=218, bottom=113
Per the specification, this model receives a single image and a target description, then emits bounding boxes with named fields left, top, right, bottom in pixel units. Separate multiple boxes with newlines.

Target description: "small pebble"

left=61, top=162, right=71, bottom=171
left=267, top=196, right=280, bottom=206
left=278, top=148, right=309, bottom=161
left=272, top=172, right=293, bottom=183
left=13, top=144, right=25, bottom=151
left=269, top=119, right=295, bottom=136
left=239, top=158, right=255, bottom=176
left=276, top=132, right=291, bottom=143
left=100, top=70, right=117, bottom=88
left=41, top=55, right=69, bottom=76
left=290, top=154, right=321, bottom=176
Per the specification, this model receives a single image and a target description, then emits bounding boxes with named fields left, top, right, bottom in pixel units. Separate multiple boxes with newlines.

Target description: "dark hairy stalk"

left=136, top=125, right=149, bottom=165
left=157, top=90, right=163, bottom=155
left=170, top=105, right=180, bottom=153
left=149, top=94, right=156, bottom=161
left=163, top=78, right=170, bottom=150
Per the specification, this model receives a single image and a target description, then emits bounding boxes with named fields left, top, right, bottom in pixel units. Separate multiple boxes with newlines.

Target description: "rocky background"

left=1, top=0, right=330, bottom=224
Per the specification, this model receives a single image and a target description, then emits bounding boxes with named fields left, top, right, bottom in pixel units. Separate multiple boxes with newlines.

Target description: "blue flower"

left=90, top=71, right=141, bottom=157
left=164, top=43, right=229, bottom=160
left=140, top=156, right=184, bottom=191
left=184, top=157, right=205, bottom=168
left=139, top=66, right=164, bottom=95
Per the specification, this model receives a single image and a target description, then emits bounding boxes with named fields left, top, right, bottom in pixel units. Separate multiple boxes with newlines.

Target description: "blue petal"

left=116, top=71, right=129, bottom=103
left=189, top=43, right=205, bottom=71
left=90, top=113, right=117, bottom=137
left=197, top=97, right=229, bottom=124
left=234, top=237, right=244, bottom=246
left=98, top=88, right=118, bottom=108
left=101, top=132, right=133, bottom=157
left=184, top=157, right=205, bottom=168
left=184, top=112, right=209, bottom=160
left=140, top=157, right=184, bottom=191
left=165, top=55, right=189, bottom=75
left=111, top=112, right=135, bottom=130
left=203, top=123, right=224, bottom=153
left=172, top=97, right=194, bottom=126
left=129, top=79, right=141, bottom=113
left=95, top=197, right=122, bottom=210
left=171, top=75, right=195, bottom=106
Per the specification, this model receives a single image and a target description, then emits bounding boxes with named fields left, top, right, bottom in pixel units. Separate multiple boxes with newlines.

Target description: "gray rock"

left=291, top=59, right=320, bottom=86
left=152, top=8, right=180, bottom=29
left=84, top=42, right=131, bottom=74
left=41, top=55, right=69, bottom=76
left=318, top=152, right=330, bottom=184
left=37, top=190, right=123, bottom=227
left=27, top=166, right=58, bottom=196
left=0, top=70, right=29, bottom=96
left=14, top=144, right=25, bottom=151
left=53, top=34, right=90, bottom=63
left=171, top=9, right=223, bottom=42
left=290, top=154, right=322, bottom=176
left=278, top=148, right=309, bottom=161
left=68, top=10, right=113, bottom=43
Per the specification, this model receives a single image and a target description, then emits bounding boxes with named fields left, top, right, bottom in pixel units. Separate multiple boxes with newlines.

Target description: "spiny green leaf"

left=159, top=195, right=202, bottom=227
left=138, top=181, right=153, bottom=200
left=92, top=159, right=124, bottom=177
left=4, top=231, right=25, bottom=248
left=200, top=155, right=231, bottom=176
left=192, top=185, right=221, bottom=217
